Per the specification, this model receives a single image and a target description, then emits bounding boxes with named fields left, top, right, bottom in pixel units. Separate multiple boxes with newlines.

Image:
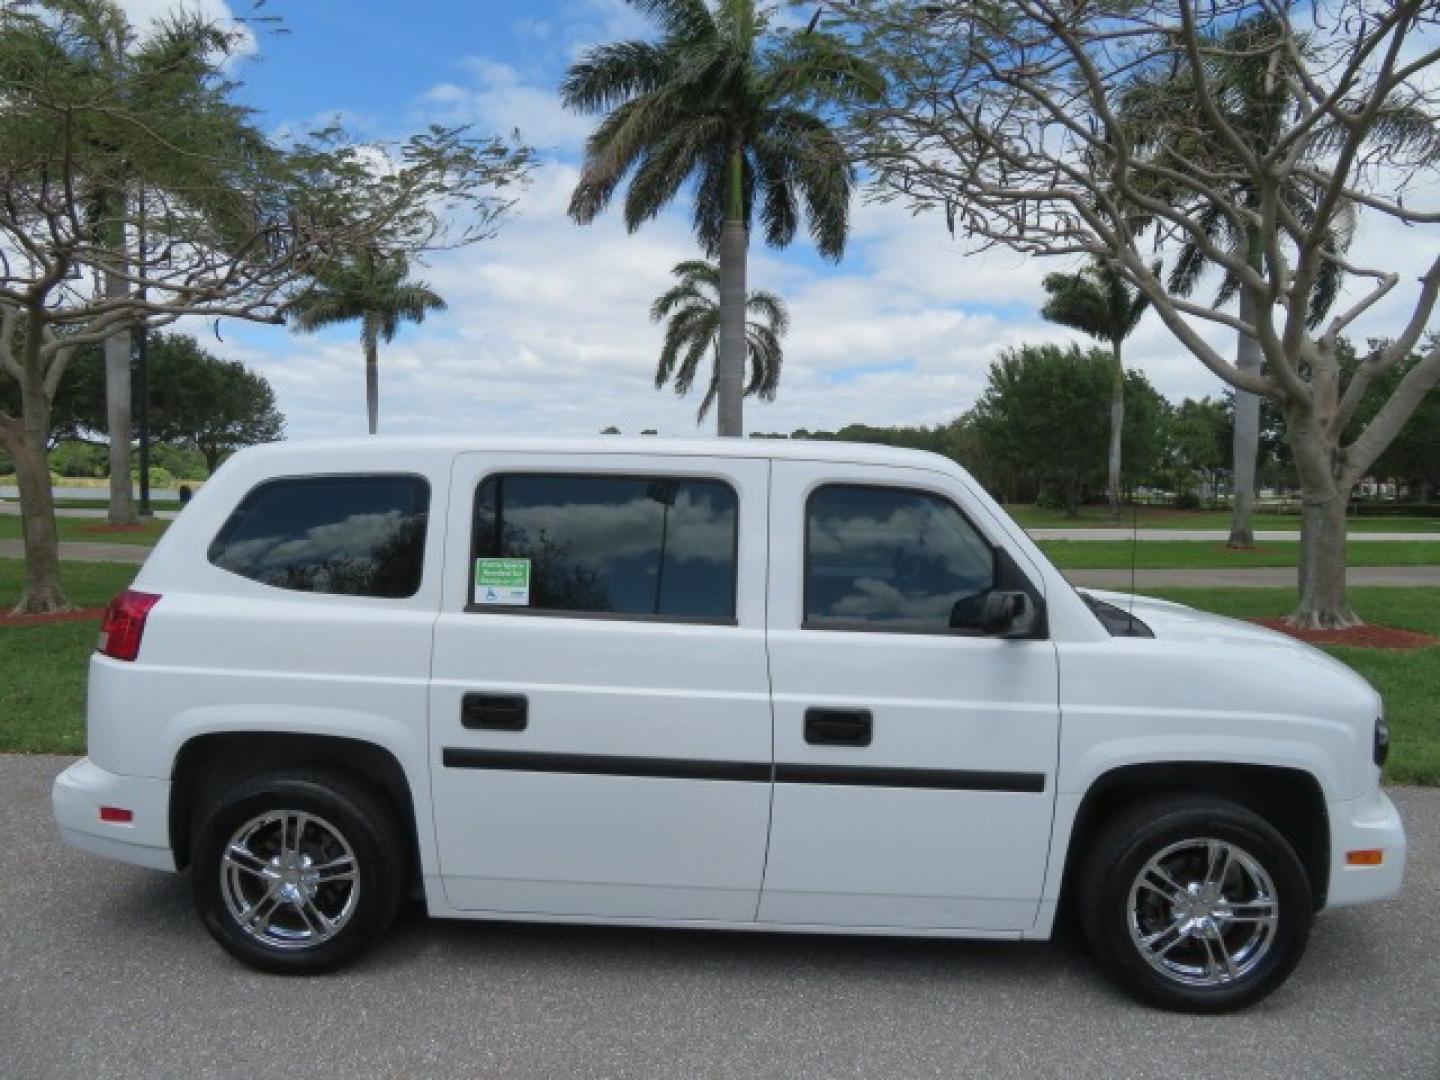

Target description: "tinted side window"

left=805, top=485, right=995, bottom=632
left=472, top=474, right=737, bottom=620
left=209, top=475, right=429, bottom=598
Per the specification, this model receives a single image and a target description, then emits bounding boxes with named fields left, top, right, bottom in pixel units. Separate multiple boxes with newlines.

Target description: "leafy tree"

left=970, top=345, right=1118, bottom=517
left=833, top=0, right=1440, bottom=627
left=1168, top=397, right=1231, bottom=506
left=148, top=344, right=284, bottom=472
left=651, top=259, right=787, bottom=423
left=33, top=333, right=283, bottom=472
left=1346, top=341, right=1440, bottom=503
left=0, top=1, right=530, bottom=612
left=561, top=0, right=878, bottom=436
left=288, top=250, right=445, bottom=435
left=1040, top=258, right=1153, bottom=518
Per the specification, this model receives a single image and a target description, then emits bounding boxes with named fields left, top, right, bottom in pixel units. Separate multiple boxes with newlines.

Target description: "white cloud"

left=419, top=58, right=593, bottom=152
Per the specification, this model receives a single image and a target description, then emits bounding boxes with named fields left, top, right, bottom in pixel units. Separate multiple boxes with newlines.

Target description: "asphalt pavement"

left=2, top=755, right=1437, bottom=1080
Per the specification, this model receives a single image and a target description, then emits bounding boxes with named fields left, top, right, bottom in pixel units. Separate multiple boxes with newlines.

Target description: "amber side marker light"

left=1346, top=849, right=1384, bottom=866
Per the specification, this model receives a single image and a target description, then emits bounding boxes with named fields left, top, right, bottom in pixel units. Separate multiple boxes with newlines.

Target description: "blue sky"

left=118, top=0, right=1435, bottom=441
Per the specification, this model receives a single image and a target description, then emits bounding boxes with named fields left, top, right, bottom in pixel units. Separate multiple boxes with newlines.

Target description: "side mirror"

left=980, top=590, right=1039, bottom=638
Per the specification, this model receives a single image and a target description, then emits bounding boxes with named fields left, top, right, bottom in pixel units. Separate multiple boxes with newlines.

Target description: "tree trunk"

left=3, top=334, right=72, bottom=614
left=1293, top=497, right=1355, bottom=629
left=715, top=149, right=748, bottom=439
left=103, top=202, right=137, bottom=525
left=1229, top=281, right=1262, bottom=550
left=1106, top=340, right=1124, bottom=520
left=364, top=317, right=380, bottom=436
left=1287, top=412, right=1357, bottom=629
left=1065, top=477, right=1082, bottom=519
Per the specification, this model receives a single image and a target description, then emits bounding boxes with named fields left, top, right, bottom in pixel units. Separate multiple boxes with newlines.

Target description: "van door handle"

left=461, top=693, right=528, bottom=731
left=804, top=708, right=873, bottom=747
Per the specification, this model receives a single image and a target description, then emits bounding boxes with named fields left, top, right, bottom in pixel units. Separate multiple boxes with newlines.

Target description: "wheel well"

left=169, top=733, right=420, bottom=882
left=1061, top=763, right=1331, bottom=912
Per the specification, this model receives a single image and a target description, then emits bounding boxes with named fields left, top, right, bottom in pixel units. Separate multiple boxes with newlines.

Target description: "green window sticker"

left=474, top=558, right=531, bottom=606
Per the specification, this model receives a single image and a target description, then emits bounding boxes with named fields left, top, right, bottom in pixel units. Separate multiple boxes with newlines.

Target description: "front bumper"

left=1326, top=788, right=1406, bottom=908
left=52, top=758, right=176, bottom=872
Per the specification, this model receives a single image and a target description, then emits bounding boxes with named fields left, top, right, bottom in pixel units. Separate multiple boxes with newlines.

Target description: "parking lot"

left=3, top=754, right=1436, bottom=1080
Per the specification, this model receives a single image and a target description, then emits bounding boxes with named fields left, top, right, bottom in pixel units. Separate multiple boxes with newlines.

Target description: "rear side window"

left=805, top=484, right=995, bottom=633
left=209, top=474, right=430, bottom=598
left=472, top=473, right=737, bottom=621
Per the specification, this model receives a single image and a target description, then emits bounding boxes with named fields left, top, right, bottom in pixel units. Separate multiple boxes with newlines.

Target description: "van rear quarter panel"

left=96, top=445, right=455, bottom=874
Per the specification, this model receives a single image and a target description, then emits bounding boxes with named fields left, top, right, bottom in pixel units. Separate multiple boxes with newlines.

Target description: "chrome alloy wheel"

left=220, top=810, right=360, bottom=950
left=1126, top=838, right=1279, bottom=987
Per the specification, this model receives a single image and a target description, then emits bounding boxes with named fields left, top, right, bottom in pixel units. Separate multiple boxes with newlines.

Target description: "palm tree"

left=651, top=259, right=788, bottom=423
left=288, top=251, right=445, bottom=435
left=561, top=0, right=877, bottom=436
left=1040, top=258, right=1152, bottom=520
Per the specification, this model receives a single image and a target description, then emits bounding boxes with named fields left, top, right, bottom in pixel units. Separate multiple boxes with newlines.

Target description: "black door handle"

left=462, top=693, right=528, bottom=731
left=805, top=708, right=873, bottom=747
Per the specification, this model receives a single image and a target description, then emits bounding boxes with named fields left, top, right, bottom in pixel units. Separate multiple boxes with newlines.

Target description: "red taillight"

left=99, top=806, right=134, bottom=824
left=97, top=589, right=161, bottom=662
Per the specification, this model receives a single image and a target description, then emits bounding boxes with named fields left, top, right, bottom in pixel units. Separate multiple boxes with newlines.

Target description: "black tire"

left=1076, top=796, right=1312, bottom=1013
left=191, top=770, right=407, bottom=974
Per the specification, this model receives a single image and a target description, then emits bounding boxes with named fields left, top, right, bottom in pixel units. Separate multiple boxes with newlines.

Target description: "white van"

left=52, top=437, right=1404, bottom=1011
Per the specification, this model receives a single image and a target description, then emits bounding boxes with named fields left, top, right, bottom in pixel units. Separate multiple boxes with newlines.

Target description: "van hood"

left=1081, top=589, right=1362, bottom=672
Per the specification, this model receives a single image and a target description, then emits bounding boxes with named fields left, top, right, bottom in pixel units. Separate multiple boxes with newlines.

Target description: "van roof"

left=234, top=435, right=961, bottom=473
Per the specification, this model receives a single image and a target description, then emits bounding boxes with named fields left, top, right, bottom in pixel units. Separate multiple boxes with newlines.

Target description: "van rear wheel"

left=1077, top=796, right=1312, bottom=1013
left=191, top=770, right=406, bottom=974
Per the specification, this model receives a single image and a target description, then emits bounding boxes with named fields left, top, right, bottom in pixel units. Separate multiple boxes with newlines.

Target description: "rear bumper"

left=1326, top=788, right=1405, bottom=909
left=52, top=758, right=176, bottom=872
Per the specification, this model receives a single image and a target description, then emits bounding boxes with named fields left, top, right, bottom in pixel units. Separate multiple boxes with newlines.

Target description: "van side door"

left=428, top=452, right=773, bottom=921
left=759, top=460, right=1061, bottom=931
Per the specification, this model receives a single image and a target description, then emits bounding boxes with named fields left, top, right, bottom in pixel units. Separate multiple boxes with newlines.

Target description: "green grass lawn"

left=1007, top=503, right=1440, bottom=532
left=1040, top=538, right=1440, bottom=569
left=0, top=560, right=139, bottom=755
left=1, top=559, right=1435, bottom=786
left=0, top=513, right=169, bottom=546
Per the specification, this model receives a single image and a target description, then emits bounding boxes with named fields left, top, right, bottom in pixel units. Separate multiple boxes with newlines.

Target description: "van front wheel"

left=1078, top=796, right=1313, bottom=1012
left=191, top=771, right=406, bottom=974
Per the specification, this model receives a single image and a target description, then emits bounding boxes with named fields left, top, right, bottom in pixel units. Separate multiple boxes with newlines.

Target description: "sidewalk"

left=0, top=503, right=178, bottom=521
left=0, top=540, right=149, bottom=565
left=1066, top=566, right=1440, bottom=588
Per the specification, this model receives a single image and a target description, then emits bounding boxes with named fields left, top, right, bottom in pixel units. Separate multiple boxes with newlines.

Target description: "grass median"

left=0, top=514, right=169, bottom=546
left=1, top=559, right=1435, bottom=785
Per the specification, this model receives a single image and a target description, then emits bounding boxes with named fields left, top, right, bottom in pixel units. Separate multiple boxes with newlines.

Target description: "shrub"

left=48, top=441, right=108, bottom=478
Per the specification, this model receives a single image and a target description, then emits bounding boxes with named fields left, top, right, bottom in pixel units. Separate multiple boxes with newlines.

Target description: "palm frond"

left=745, top=288, right=789, bottom=336
left=287, top=290, right=365, bottom=332
left=628, top=0, right=716, bottom=42
left=623, top=116, right=725, bottom=233
left=673, top=320, right=714, bottom=399
left=561, top=41, right=674, bottom=115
